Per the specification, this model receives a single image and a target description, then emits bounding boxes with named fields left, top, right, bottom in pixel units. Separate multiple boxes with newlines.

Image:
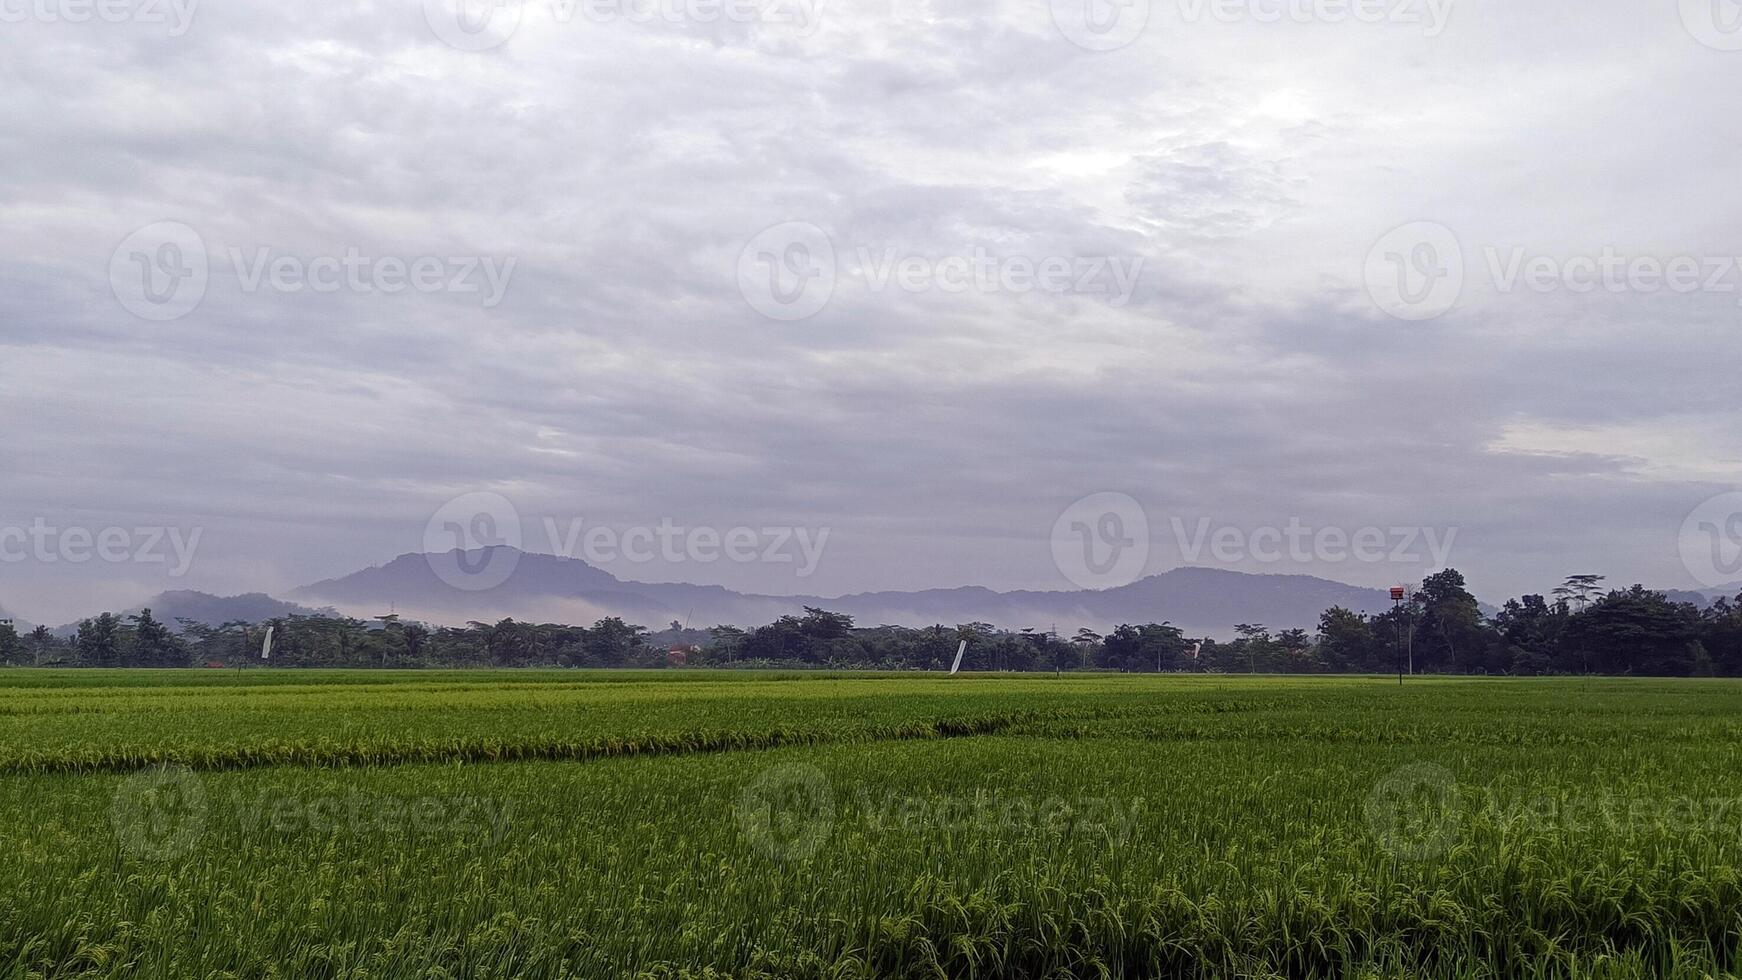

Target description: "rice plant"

left=2, top=672, right=1741, bottom=977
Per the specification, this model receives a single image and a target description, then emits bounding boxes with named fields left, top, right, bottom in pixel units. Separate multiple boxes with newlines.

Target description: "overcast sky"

left=2, top=0, right=1739, bottom=624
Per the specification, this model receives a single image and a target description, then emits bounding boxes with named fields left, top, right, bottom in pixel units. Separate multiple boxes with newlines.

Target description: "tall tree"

left=26, top=625, right=58, bottom=665
left=1414, top=570, right=1485, bottom=673
left=1316, top=607, right=1382, bottom=672
left=1561, top=586, right=1700, bottom=675
left=129, top=609, right=182, bottom=668
left=1553, top=574, right=1607, bottom=612
left=1233, top=623, right=1270, bottom=674
left=1101, top=622, right=1186, bottom=672
left=76, top=613, right=124, bottom=668
left=585, top=617, right=647, bottom=667
left=0, top=619, right=21, bottom=665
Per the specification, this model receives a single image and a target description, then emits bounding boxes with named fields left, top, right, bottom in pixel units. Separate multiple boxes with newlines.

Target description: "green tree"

left=1316, top=607, right=1381, bottom=672
left=707, top=625, right=746, bottom=664
left=129, top=609, right=182, bottom=668
left=1232, top=623, right=1271, bottom=674
left=76, top=613, right=124, bottom=668
left=1561, top=586, right=1700, bottom=675
left=1553, top=574, right=1606, bottom=612
left=27, top=625, right=60, bottom=665
left=585, top=617, right=647, bottom=667
left=0, top=619, right=21, bottom=665
left=1414, top=570, right=1485, bottom=673
left=1101, top=623, right=1186, bottom=672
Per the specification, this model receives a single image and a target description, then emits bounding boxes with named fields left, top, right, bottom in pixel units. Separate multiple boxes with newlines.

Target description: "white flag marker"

left=261, top=626, right=275, bottom=661
left=949, top=640, right=967, bottom=675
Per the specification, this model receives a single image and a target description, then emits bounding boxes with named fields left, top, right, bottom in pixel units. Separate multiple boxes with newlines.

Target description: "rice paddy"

left=4, top=671, right=1742, bottom=978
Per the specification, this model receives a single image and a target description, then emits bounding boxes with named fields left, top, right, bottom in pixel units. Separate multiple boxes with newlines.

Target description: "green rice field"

left=4, top=671, right=1742, bottom=978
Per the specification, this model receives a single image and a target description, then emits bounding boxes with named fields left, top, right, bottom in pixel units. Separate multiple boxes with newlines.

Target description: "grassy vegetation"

left=3, top=672, right=1742, bottom=977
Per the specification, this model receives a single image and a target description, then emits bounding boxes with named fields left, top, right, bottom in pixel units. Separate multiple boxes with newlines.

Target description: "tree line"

left=2, top=569, right=1739, bottom=675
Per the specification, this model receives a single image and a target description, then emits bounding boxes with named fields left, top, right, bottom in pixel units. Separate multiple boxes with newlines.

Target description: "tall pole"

left=1407, top=608, right=1415, bottom=677
left=1391, top=587, right=1406, bottom=685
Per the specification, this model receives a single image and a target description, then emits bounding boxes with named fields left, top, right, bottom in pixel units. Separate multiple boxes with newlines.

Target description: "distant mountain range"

left=13, top=552, right=1740, bottom=640
left=285, top=548, right=1404, bottom=638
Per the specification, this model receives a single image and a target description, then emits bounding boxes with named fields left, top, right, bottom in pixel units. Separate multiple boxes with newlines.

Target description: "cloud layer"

left=2, top=0, right=1739, bottom=623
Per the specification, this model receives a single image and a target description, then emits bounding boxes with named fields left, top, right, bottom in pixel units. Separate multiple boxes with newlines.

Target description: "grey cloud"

left=1, top=0, right=1737, bottom=623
